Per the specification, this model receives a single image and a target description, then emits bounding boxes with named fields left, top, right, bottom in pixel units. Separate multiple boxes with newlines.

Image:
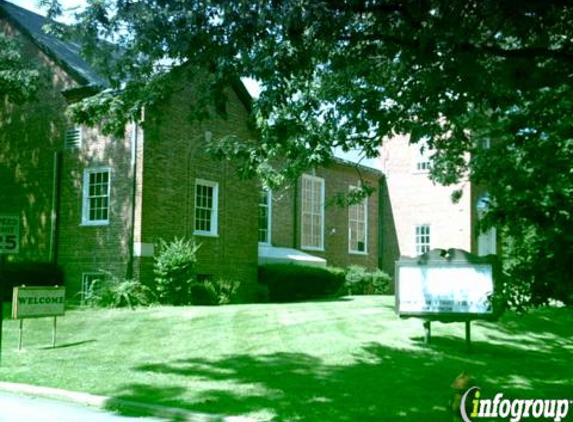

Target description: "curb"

left=0, top=381, right=258, bottom=422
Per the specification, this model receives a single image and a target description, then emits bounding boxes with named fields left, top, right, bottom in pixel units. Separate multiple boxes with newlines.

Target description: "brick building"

left=262, top=162, right=381, bottom=271
left=378, top=134, right=497, bottom=277
left=1, top=1, right=383, bottom=299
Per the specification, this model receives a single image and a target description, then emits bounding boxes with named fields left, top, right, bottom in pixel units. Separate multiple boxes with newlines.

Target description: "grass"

left=0, top=296, right=572, bottom=421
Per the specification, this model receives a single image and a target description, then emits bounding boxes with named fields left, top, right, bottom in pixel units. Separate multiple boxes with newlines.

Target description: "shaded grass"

left=0, top=297, right=572, bottom=421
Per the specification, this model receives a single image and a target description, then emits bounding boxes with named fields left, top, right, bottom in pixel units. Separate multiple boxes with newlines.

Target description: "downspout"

left=126, top=120, right=138, bottom=280
left=49, top=151, right=62, bottom=264
left=292, top=177, right=298, bottom=249
left=378, top=176, right=384, bottom=270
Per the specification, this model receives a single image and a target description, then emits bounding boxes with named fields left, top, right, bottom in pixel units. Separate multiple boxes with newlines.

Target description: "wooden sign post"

left=395, top=248, right=499, bottom=352
left=12, top=286, right=66, bottom=350
left=0, top=214, right=20, bottom=365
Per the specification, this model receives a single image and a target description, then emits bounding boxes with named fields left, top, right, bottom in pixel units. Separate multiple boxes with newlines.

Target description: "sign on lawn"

left=12, top=286, right=66, bottom=319
left=395, top=249, right=496, bottom=319
left=0, top=214, right=19, bottom=254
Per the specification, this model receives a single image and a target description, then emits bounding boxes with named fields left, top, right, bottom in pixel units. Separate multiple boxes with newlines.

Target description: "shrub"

left=191, top=278, right=242, bottom=306
left=258, top=264, right=345, bottom=302
left=153, top=237, right=200, bottom=305
left=0, top=262, right=63, bottom=301
left=83, top=271, right=152, bottom=308
left=212, top=278, right=242, bottom=305
left=252, top=284, right=270, bottom=303
left=191, top=281, right=219, bottom=305
left=344, top=266, right=392, bottom=295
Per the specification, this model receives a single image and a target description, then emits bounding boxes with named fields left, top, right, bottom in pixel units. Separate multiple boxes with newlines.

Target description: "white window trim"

left=413, top=141, right=432, bottom=174
left=301, top=174, right=325, bottom=251
left=81, top=167, right=111, bottom=226
left=348, top=185, right=368, bottom=255
left=259, top=189, right=272, bottom=246
left=415, top=224, right=431, bottom=255
left=193, top=179, right=219, bottom=237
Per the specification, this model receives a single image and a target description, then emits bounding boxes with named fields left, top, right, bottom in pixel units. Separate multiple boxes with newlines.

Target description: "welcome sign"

left=12, top=286, right=66, bottom=319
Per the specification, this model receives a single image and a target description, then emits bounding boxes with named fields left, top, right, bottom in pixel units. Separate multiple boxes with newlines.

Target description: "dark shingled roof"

left=0, top=0, right=107, bottom=87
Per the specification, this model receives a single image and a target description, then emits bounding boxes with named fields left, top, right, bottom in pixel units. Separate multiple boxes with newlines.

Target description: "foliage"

left=0, top=33, right=41, bottom=104
left=0, top=262, right=63, bottom=302
left=258, top=264, right=345, bottom=302
left=500, top=227, right=573, bottom=311
left=153, top=237, right=200, bottom=305
left=344, top=266, right=391, bottom=296
left=211, top=278, right=242, bottom=305
left=191, top=278, right=242, bottom=306
left=83, top=271, right=152, bottom=309
left=252, top=284, right=270, bottom=304
left=44, top=0, right=573, bottom=307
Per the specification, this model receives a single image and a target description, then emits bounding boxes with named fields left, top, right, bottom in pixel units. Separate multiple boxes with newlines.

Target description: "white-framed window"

left=415, top=225, right=431, bottom=255
left=81, top=272, right=103, bottom=304
left=82, top=168, right=110, bottom=225
left=194, top=179, right=218, bottom=236
left=301, top=174, right=325, bottom=250
left=259, top=189, right=272, bottom=244
left=477, top=193, right=497, bottom=256
left=478, top=227, right=497, bottom=256
left=348, top=185, right=368, bottom=254
left=415, top=141, right=432, bottom=173
left=65, top=127, right=82, bottom=149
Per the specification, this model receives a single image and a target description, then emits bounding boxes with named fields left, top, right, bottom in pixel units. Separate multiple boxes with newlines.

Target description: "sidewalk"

left=0, top=382, right=258, bottom=422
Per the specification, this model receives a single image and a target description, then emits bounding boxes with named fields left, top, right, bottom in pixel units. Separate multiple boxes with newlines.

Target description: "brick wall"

left=0, top=18, right=77, bottom=264
left=136, top=68, right=259, bottom=291
left=378, top=134, right=473, bottom=276
left=0, top=18, right=137, bottom=296
left=56, top=124, right=135, bottom=295
left=270, top=161, right=382, bottom=271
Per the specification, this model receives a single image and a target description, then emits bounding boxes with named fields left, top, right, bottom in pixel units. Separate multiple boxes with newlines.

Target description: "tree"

left=0, top=33, right=40, bottom=103
left=46, top=0, right=573, bottom=308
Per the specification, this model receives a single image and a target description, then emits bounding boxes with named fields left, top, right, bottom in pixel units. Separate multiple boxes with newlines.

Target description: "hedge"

left=258, top=264, right=345, bottom=302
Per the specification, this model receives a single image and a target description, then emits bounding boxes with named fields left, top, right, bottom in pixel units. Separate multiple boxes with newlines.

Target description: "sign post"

left=0, top=214, right=20, bottom=366
left=395, top=248, right=499, bottom=351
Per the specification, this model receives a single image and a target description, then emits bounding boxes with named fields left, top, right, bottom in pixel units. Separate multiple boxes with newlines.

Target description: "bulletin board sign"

left=395, top=249, right=498, bottom=321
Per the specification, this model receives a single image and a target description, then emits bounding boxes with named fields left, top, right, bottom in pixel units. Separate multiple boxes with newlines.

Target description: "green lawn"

left=0, top=296, right=572, bottom=421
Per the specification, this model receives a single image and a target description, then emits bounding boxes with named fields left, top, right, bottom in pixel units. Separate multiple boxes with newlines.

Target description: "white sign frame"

left=395, top=249, right=497, bottom=320
left=12, top=286, right=66, bottom=319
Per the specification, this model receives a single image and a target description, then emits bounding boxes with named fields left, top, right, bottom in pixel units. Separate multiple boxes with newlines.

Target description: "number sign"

left=0, top=214, right=19, bottom=254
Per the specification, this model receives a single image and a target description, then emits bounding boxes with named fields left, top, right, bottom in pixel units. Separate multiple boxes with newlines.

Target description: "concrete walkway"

left=0, top=382, right=258, bottom=422
left=0, top=391, right=168, bottom=422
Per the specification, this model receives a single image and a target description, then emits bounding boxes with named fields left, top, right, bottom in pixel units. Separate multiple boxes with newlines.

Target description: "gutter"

left=126, top=120, right=138, bottom=279
left=49, top=151, right=62, bottom=263
left=378, top=176, right=384, bottom=270
left=292, top=177, right=298, bottom=249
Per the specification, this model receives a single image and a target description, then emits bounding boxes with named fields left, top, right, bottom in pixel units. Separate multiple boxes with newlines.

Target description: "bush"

left=258, top=264, right=345, bottom=302
left=0, top=262, right=63, bottom=301
left=191, top=278, right=242, bottom=306
left=252, top=284, right=270, bottom=303
left=344, top=266, right=391, bottom=295
left=83, top=271, right=152, bottom=308
left=212, top=278, right=242, bottom=305
left=191, top=281, right=219, bottom=305
left=153, top=237, right=200, bottom=305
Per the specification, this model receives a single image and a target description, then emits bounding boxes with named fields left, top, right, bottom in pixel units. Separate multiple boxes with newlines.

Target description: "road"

left=0, top=391, right=169, bottom=422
